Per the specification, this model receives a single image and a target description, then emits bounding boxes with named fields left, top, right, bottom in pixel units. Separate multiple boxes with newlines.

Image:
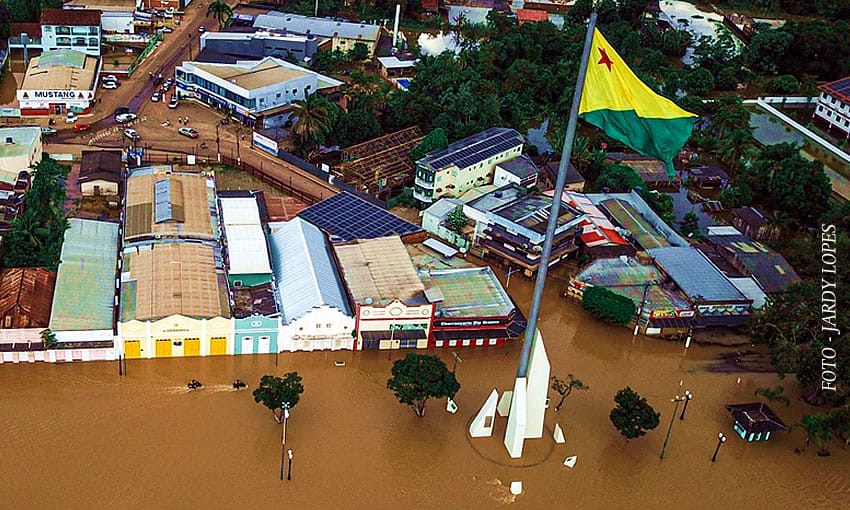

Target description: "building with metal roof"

left=253, top=12, right=381, bottom=56
left=0, top=267, right=56, bottom=335
left=421, top=197, right=472, bottom=252
left=200, top=30, right=320, bottom=63
left=0, top=127, right=43, bottom=185
left=123, top=166, right=218, bottom=244
left=175, top=57, right=343, bottom=127
left=79, top=150, right=122, bottom=196
left=17, top=50, right=99, bottom=115
left=584, top=190, right=690, bottom=250
left=220, top=196, right=273, bottom=288
left=704, top=227, right=800, bottom=294
left=730, top=206, right=780, bottom=242
left=494, top=154, right=539, bottom=189
left=298, top=191, right=422, bottom=242
left=49, top=219, right=119, bottom=343
left=268, top=218, right=354, bottom=351
left=414, top=127, right=524, bottom=203
left=815, top=75, right=850, bottom=138
left=648, top=246, right=752, bottom=327
left=333, top=236, right=433, bottom=350
left=725, top=402, right=788, bottom=442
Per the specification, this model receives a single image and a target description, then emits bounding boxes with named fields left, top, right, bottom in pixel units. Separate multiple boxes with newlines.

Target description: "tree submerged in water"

left=253, top=373, right=304, bottom=423
left=610, top=386, right=660, bottom=440
left=551, top=374, right=589, bottom=412
left=387, top=353, right=460, bottom=417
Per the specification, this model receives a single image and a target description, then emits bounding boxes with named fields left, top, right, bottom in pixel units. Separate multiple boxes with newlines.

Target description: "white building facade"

left=815, top=76, right=850, bottom=138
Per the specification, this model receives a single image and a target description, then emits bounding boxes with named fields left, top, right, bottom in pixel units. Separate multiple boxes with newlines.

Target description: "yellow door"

left=155, top=339, right=172, bottom=357
left=124, top=340, right=141, bottom=359
left=210, top=337, right=227, bottom=355
left=184, top=338, right=201, bottom=357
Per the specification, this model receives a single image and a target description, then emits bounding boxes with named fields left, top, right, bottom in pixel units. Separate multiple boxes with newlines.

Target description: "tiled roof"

left=705, top=231, right=800, bottom=293
left=80, top=150, right=122, bottom=181
left=516, top=9, right=549, bottom=22
left=0, top=268, right=56, bottom=329
left=41, top=8, right=102, bottom=26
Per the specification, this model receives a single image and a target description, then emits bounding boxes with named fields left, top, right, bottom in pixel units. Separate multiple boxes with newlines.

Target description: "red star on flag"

left=597, top=47, right=613, bottom=71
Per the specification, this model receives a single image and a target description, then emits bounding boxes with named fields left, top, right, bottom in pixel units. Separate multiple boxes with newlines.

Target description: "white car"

left=116, top=113, right=137, bottom=123
left=103, top=80, right=118, bottom=89
left=65, top=112, right=77, bottom=123
left=178, top=127, right=199, bottom=139
left=124, top=128, right=140, bottom=141
left=151, top=91, right=162, bottom=102
left=168, top=95, right=179, bottom=109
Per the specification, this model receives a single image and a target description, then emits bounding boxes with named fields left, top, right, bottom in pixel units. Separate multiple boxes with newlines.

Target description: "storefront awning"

left=433, top=329, right=510, bottom=340
left=361, top=329, right=427, bottom=342
left=649, top=317, right=691, bottom=329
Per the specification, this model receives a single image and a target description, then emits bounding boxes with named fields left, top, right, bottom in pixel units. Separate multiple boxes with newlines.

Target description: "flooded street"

left=1, top=274, right=848, bottom=509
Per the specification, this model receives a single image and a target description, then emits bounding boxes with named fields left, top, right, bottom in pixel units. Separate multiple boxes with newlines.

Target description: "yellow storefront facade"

left=118, top=315, right=234, bottom=359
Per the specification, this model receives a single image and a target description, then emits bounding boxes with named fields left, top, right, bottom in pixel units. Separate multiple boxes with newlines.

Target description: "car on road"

left=168, top=95, right=179, bottom=109
left=124, top=128, right=140, bottom=141
left=114, top=106, right=129, bottom=116
left=159, top=27, right=173, bottom=34
left=65, top=112, right=77, bottom=123
left=164, top=78, right=174, bottom=90
left=198, top=26, right=206, bottom=33
left=40, top=126, right=58, bottom=136
left=102, top=80, right=118, bottom=89
left=115, top=113, right=137, bottom=123
left=104, top=75, right=118, bottom=82
left=73, top=123, right=91, bottom=132
left=178, top=127, right=199, bottom=139
left=151, top=91, right=162, bottom=102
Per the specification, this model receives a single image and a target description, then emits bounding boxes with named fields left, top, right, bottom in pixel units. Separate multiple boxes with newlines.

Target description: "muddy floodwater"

left=2, top=275, right=848, bottom=509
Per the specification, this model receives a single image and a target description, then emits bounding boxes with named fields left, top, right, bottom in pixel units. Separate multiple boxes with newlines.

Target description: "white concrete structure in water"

left=503, top=330, right=551, bottom=458
left=469, top=389, right=499, bottom=438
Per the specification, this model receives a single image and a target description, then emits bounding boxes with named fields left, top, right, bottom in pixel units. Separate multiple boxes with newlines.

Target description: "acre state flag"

left=579, top=28, right=697, bottom=177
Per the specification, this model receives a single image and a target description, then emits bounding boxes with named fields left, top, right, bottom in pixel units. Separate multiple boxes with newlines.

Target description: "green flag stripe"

left=580, top=109, right=696, bottom=178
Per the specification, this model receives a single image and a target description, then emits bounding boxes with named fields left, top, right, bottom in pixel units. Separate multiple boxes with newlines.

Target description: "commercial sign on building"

left=434, top=318, right=508, bottom=328
left=18, top=90, right=95, bottom=101
left=649, top=309, right=695, bottom=319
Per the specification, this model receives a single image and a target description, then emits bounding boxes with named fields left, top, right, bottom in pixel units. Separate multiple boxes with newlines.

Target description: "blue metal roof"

left=648, top=247, right=748, bottom=302
left=268, top=218, right=351, bottom=324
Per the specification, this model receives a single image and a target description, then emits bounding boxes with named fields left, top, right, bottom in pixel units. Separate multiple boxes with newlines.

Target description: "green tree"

left=40, top=328, right=57, bottom=347
left=0, top=2, right=12, bottom=41
left=826, top=405, right=850, bottom=448
left=409, top=128, right=448, bottom=162
left=594, top=163, right=642, bottom=192
left=792, top=414, right=834, bottom=454
left=446, top=206, right=468, bottom=233
left=765, top=75, right=800, bottom=95
left=609, top=386, right=660, bottom=440
left=290, top=95, right=336, bottom=151
left=347, top=42, right=369, bottom=62
left=252, top=373, right=304, bottom=423
left=685, top=68, right=715, bottom=96
left=206, top=0, right=233, bottom=29
left=678, top=210, right=703, bottom=240
left=639, top=190, right=675, bottom=226
left=754, top=385, right=790, bottom=407
left=582, top=286, right=636, bottom=326
left=312, top=49, right=346, bottom=73
left=743, top=26, right=793, bottom=74
left=336, top=107, right=382, bottom=148
left=387, top=353, right=460, bottom=417
left=551, top=374, right=589, bottom=412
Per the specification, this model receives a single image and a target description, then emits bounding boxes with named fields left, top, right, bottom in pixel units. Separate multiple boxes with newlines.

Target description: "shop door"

left=258, top=336, right=271, bottom=354
left=210, top=337, right=227, bottom=355
left=184, top=339, right=201, bottom=357
left=241, top=336, right=254, bottom=354
left=124, top=340, right=141, bottom=359
left=155, top=339, right=172, bottom=357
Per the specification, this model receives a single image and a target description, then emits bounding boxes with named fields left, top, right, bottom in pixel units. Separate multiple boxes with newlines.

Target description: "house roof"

left=49, top=219, right=119, bottom=331
left=0, top=127, right=41, bottom=160
left=254, top=12, right=380, bottom=41
left=298, top=191, right=421, bottom=242
left=648, top=246, right=748, bottom=302
left=492, top=193, right=583, bottom=235
left=497, top=154, right=538, bottom=180
left=267, top=218, right=351, bottom=324
left=690, top=165, right=729, bottom=182
left=728, top=277, right=768, bottom=310
left=124, top=167, right=217, bottom=242
left=80, top=150, right=122, bottom=182
left=0, top=267, right=56, bottom=329
left=220, top=197, right=272, bottom=276
left=731, top=206, right=769, bottom=230
left=705, top=230, right=800, bottom=293
left=193, top=59, right=306, bottom=91
left=552, top=191, right=628, bottom=247
left=333, top=236, right=426, bottom=306
left=41, top=8, right=102, bottom=26
left=120, top=242, right=229, bottom=321
left=516, top=9, right=550, bottom=22
left=601, top=198, right=670, bottom=249
left=420, top=267, right=514, bottom=318
left=9, top=23, right=42, bottom=38
left=819, top=75, right=850, bottom=105
left=542, top=160, right=584, bottom=184
left=725, top=402, right=788, bottom=433
left=423, top=198, right=464, bottom=220
left=377, top=56, right=419, bottom=69
left=417, top=127, right=524, bottom=171
left=20, top=50, right=98, bottom=92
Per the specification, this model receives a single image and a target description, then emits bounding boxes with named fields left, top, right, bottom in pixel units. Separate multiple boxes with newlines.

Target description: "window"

left=475, top=339, right=484, bottom=346
left=276, top=93, right=281, bottom=99
left=489, top=339, right=498, bottom=346
left=292, top=88, right=298, bottom=95
left=400, top=338, right=418, bottom=348
left=462, top=339, right=471, bottom=347
left=56, top=37, right=71, bottom=46
left=88, top=38, right=98, bottom=47
left=55, top=26, right=71, bottom=35
left=315, top=323, right=322, bottom=329
left=449, top=340, right=457, bottom=347
left=233, top=280, right=242, bottom=287
left=73, top=37, right=86, bottom=46
left=326, top=323, right=332, bottom=328
left=436, top=340, right=444, bottom=347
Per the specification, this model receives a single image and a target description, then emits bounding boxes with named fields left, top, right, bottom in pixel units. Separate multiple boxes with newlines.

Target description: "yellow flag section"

left=579, top=28, right=697, bottom=177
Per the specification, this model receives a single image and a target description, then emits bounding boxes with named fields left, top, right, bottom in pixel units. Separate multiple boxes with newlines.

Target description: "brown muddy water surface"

left=2, top=276, right=848, bottom=509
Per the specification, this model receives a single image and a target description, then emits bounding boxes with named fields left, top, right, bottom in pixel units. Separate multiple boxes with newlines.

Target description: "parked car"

left=159, top=27, right=173, bottom=34
left=114, top=106, right=130, bottom=116
left=164, top=78, right=174, bottom=90
left=178, top=127, right=199, bottom=139
left=123, top=128, right=140, bottom=141
left=65, top=112, right=77, bottom=123
left=151, top=91, right=162, bottom=102
left=73, top=123, right=91, bottom=132
left=168, top=95, right=179, bottom=109
left=115, top=113, right=137, bottom=123
left=104, top=75, right=118, bottom=83
left=40, top=126, right=58, bottom=136
left=102, top=80, right=119, bottom=89
left=198, top=26, right=206, bottom=33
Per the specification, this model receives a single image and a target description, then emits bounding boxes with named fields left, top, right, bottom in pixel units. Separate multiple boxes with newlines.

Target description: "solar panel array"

left=297, top=192, right=422, bottom=242
left=153, top=179, right=174, bottom=224
left=429, top=130, right=522, bottom=170
left=826, top=77, right=850, bottom=101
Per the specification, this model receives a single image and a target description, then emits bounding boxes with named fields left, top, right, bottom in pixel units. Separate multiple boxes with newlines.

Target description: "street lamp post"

left=215, top=121, right=221, bottom=162
left=679, top=390, right=693, bottom=420
left=505, top=266, right=520, bottom=289
left=287, top=449, right=293, bottom=480
left=712, top=432, right=727, bottom=462
left=452, top=351, right=463, bottom=374
left=279, top=406, right=290, bottom=481
left=660, top=394, right=685, bottom=460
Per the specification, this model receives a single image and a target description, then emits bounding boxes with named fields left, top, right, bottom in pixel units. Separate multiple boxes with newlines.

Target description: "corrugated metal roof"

left=220, top=197, right=272, bottom=276
left=648, top=247, right=747, bottom=302
left=0, top=267, right=56, bottom=329
left=423, top=198, right=464, bottom=220
left=268, top=218, right=351, bottom=324
left=254, top=12, right=380, bottom=41
left=728, top=277, right=767, bottom=310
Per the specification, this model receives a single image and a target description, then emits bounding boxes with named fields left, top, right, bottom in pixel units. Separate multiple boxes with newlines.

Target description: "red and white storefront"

left=17, top=89, right=96, bottom=116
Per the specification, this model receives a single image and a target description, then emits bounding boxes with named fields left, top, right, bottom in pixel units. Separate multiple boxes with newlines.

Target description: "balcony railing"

left=8, top=37, right=42, bottom=47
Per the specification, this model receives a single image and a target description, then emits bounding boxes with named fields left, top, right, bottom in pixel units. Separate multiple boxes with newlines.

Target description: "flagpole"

left=517, top=10, right=598, bottom=378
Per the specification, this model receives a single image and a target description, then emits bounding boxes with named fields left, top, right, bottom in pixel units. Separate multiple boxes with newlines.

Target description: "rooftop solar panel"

left=297, top=192, right=422, bottom=242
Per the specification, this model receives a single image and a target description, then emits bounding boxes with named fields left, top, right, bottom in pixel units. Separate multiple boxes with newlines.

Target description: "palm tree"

left=754, top=385, right=790, bottom=407
left=207, top=0, right=233, bottom=30
left=290, top=95, right=334, bottom=152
